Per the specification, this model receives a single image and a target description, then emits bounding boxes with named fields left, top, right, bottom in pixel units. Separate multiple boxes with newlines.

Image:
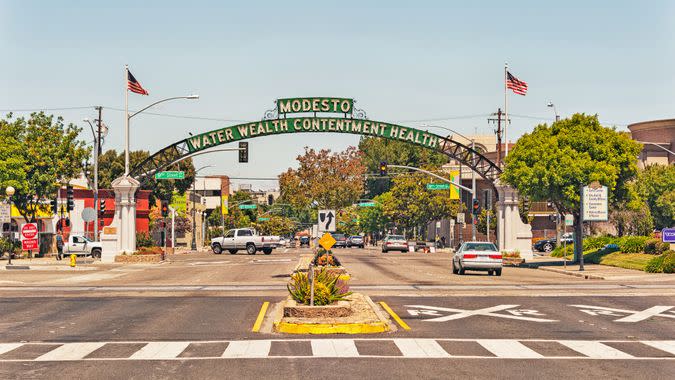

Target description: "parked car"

left=533, top=232, right=574, bottom=253
left=278, top=237, right=287, bottom=247
left=211, top=228, right=280, bottom=255
left=299, top=236, right=310, bottom=247
left=64, top=235, right=102, bottom=258
left=382, top=235, right=408, bottom=253
left=347, top=235, right=364, bottom=248
left=452, top=241, right=502, bottom=276
left=331, top=233, right=348, bottom=248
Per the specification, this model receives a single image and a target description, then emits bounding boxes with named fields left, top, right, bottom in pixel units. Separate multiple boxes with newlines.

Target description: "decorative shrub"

left=644, top=239, right=669, bottom=255
left=135, top=246, right=164, bottom=255
left=312, top=249, right=342, bottom=267
left=583, top=235, right=616, bottom=250
left=136, top=232, right=155, bottom=248
left=645, top=250, right=675, bottom=273
left=617, top=236, right=649, bottom=254
left=551, top=244, right=574, bottom=258
left=287, top=267, right=352, bottom=306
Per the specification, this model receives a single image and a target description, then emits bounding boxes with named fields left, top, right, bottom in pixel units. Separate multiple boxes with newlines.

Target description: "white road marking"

left=222, top=340, right=271, bottom=358
left=405, top=304, right=557, bottom=322
left=570, top=304, right=675, bottom=322
left=559, top=341, right=634, bottom=359
left=129, top=342, right=190, bottom=360
left=394, top=339, right=450, bottom=358
left=35, top=342, right=105, bottom=361
left=0, top=343, right=23, bottom=356
left=615, top=306, right=674, bottom=322
left=477, top=340, right=543, bottom=358
left=311, top=340, right=359, bottom=357
left=641, top=341, right=675, bottom=355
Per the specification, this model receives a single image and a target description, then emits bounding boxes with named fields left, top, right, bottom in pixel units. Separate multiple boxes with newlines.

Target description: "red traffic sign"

left=21, top=223, right=38, bottom=240
left=22, top=239, right=39, bottom=250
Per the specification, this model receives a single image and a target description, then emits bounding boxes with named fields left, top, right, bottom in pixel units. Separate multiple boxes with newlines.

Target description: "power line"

left=105, top=107, right=247, bottom=123
left=0, top=106, right=96, bottom=112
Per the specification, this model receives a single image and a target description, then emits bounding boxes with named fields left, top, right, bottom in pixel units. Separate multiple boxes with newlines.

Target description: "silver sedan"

left=452, top=241, right=502, bottom=276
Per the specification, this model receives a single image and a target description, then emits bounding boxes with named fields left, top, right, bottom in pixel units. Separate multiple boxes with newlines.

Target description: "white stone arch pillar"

left=100, top=176, right=140, bottom=262
left=495, top=181, right=533, bottom=261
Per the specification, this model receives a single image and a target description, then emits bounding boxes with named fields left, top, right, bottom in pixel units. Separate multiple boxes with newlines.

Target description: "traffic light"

left=522, top=197, right=530, bottom=214
left=99, top=199, right=106, bottom=214
left=66, top=185, right=74, bottom=211
left=161, top=200, right=169, bottom=218
left=50, top=199, right=58, bottom=215
left=267, top=194, right=274, bottom=206
left=379, top=161, right=387, bottom=176
left=472, top=198, right=480, bottom=215
left=239, top=142, right=249, bottom=163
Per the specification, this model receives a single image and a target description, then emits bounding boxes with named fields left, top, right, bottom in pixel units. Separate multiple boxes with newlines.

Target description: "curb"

left=537, top=266, right=605, bottom=280
left=273, top=320, right=390, bottom=334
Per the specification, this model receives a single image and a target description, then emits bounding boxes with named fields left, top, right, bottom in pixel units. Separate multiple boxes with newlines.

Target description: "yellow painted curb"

left=252, top=301, right=270, bottom=332
left=274, top=321, right=390, bottom=334
left=379, top=301, right=411, bottom=331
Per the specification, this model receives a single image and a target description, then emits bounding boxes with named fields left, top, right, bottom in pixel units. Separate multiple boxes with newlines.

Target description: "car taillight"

left=489, top=254, right=502, bottom=260
left=463, top=254, right=477, bottom=259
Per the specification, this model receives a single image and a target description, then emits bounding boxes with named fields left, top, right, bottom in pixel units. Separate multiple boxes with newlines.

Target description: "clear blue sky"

left=2, top=1, right=674, bottom=189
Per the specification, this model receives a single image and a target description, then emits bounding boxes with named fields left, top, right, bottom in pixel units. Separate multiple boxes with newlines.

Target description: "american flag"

left=506, top=71, right=527, bottom=96
left=127, top=70, right=149, bottom=95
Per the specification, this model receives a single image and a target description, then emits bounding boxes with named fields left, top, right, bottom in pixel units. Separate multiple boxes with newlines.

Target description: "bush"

left=287, top=267, right=351, bottom=306
left=135, top=246, right=164, bottom=255
left=583, top=235, right=616, bottom=250
left=617, top=236, right=649, bottom=253
left=136, top=232, right=155, bottom=248
left=644, top=239, right=669, bottom=255
left=645, top=250, right=675, bottom=273
left=551, top=244, right=574, bottom=258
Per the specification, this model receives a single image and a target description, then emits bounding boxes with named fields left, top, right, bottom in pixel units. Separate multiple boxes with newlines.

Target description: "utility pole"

left=488, top=108, right=509, bottom=167
left=94, top=106, right=102, bottom=241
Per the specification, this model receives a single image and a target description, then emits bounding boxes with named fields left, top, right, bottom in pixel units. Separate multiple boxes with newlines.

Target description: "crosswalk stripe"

left=477, top=340, right=544, bottom=358
left=311, top=340, right=359, bottom=357
left=129, top=342, right=190, bottom=360
left=559, top=341, right=634, bottom=359
left=394, top=339, right=450, bottom=358
left=641, top=341, right=675, bottom=356
left=35, top=343, right=106, bottom=361
left=222, top=340, right=271, bottom=358
left=0, top=343, right=23, bottom=356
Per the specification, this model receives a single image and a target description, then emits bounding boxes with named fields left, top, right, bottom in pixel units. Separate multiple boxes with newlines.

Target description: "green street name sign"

left=358, top=202, right=376, bottom=207
left=257, top=217, right=270, bottom=221
left=427, top=183, right=450, bottom=190
left=277, top=97, right=353, bottom=114
left=155, top=171, right=185, bottom=180
left=239, top=204, right=257, bottom=210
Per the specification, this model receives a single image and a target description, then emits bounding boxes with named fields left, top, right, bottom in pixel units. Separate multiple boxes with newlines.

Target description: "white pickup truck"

left=64, top=234, right=102, bottom=258
left=211, top=228, right=280, bottom=255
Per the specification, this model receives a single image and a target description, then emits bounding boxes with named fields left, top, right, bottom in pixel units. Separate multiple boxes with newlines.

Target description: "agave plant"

left=287, top=267, right=352, bottom=306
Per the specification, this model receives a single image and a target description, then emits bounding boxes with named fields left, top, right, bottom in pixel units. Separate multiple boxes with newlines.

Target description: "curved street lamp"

left=5, top=186, right=15, bottom=265
left=547, top=102, right=560, bottom=122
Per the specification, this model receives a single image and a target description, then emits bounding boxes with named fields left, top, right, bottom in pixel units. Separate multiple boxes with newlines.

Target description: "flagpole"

left=504, top=62, right=509, bottom=158
left=124, top=64, right=130, bottom=176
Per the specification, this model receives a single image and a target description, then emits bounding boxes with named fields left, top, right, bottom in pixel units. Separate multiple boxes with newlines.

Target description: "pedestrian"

left=441, top=236, right=446, bottom=249
left=56, top=231, right=64, bottom=260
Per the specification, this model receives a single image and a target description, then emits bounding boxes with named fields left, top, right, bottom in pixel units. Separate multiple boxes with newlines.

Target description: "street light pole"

left=5, top=186, right=15, bottom=265
left=124, top=94, right=199, bottom=176
left=547, top=102, right=560, bottom=122
left=84, top=116, right=108, bottom=241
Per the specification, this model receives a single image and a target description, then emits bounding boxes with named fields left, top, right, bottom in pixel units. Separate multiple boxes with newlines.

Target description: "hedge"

left=645, top=251, right=675, bottom=273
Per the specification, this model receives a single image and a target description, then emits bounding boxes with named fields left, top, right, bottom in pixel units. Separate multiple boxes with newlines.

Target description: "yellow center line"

left=252, top=301, right=270, bottom=332
left=379, top=301, right=411, bottom=331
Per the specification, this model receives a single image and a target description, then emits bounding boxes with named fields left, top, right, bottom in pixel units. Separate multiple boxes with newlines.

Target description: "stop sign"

left=21, top=223, right=38, bottom=240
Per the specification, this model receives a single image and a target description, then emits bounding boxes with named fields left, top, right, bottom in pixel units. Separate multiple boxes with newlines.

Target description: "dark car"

left=533, top=233, right=574, bottom=253
left=331, top=233, right=348, bottom=248
left=347, top=235, right=364, bottom=248
left=299, top=236, right=310, bottom=247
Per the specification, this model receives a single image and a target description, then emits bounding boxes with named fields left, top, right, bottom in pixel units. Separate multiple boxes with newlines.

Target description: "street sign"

left=663, top=228, right=675, bottom=243
left=358, top=202, right=375, bottom=207
left=318, top=210, right=336, bottom=232
left=456, top=213, right=465, bottom=224
left=81, top=207, right=96, bottom=222
left=257, top=217, right=270, bottom=222
left=318, top=232, right=337, bottom=250
left=221, top=195, right=229, bottom=215
left=564, top=214, right=574, bottom=226
left=155, top=171, right=185, bottom=180
left=427, top=183, right=450, bottom=190
left=21, top=223, right=39, bottom=250
left=0, top=204, right=10, bottom=224
left=582, top=183, right=608, bottom=222
left=239, top=204, right=257, bottom=210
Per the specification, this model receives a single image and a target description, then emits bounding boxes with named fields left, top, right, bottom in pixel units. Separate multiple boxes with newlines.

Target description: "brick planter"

left=114, top=253, right=165, bottom=263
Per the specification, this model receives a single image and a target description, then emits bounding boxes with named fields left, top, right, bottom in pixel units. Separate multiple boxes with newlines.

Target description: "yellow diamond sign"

left=318, top=232, right=336, bottom=250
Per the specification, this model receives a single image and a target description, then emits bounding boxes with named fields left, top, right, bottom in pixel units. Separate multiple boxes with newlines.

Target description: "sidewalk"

left=1, top=256, right=101, bottom=270
left=528, top=256, right=673, bottom=282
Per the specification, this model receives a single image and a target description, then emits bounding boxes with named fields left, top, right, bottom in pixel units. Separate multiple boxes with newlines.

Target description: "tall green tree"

left=501, top=114, right=642, bottom=262
left=0, top=112, right=89, bottom=222
left=637, top=164, right=675, bottom=230
left=358, top=137, right=447, bottom=197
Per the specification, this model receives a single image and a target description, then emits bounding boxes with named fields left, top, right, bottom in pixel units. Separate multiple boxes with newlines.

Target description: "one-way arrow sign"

left=318, top=209, right=336, bottom=232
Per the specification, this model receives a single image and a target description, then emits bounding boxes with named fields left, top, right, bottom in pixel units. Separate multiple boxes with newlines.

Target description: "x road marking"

left=406, top=304, right=558, bottom=323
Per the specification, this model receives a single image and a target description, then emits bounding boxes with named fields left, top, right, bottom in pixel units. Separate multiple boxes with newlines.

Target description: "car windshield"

left=333, top=234, right=345, bottom=239
left=350, top=236, right=362, bottom=239
left=388, top=235, right=405, bottom=241
left=463, top=243, right=497, bottom=252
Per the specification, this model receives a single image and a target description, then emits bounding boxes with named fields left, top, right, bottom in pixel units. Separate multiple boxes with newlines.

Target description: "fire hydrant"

left=70, top=254, right=77, bottom=268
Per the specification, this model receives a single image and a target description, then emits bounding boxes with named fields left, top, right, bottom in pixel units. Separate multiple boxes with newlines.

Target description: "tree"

left=637, top=164, right=675, bottom=230
left=357, top=194, right=391, bottom=235
left=358, top=137, right=447, bottom=197
left=476, top=209, right=497, bottom=236
left=96, top=149, right=195, bottom=203
left=279, top=147, right=366, bottom=210
left=501, top=114, right=642, bottom=262
left=0, top=112, right=89, bottom=222
left=610, top=203, right=654, bottom=236
left=252, top=215, right=296, bottom=236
